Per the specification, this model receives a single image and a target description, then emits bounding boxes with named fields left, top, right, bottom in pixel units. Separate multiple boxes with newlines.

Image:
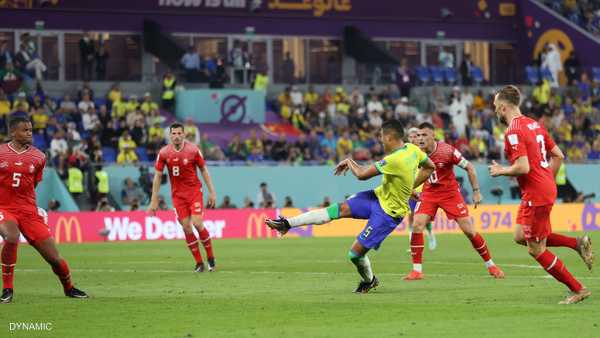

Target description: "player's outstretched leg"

left=191, top=215, right=215, bottom=272
left=266, top=203, right=344, bottom=235
left=528, top=241, right=591, bottom=304
left=425, top=221, right=436, bottom=251
left=456, top=217, right=504, bottom=278
left=31, top=238, right=88, bottom=298
left=0, top=220, right=19, bottom=304
left=349, top=242, right=378, bottom=293
left=515, top=226, right=594, bottom=271
left=179, top=217, right=205, bottom=272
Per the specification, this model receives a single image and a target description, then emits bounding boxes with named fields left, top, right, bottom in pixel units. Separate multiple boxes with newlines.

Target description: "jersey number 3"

left=536, top=135, right=549, bottom=168
left=12, top=173, right=21, bottom=187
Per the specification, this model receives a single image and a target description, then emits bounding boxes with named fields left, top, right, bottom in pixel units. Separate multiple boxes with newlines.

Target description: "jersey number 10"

left=536, top=134, right=550, bottom=168
left=428, top=170, right=438, bottom=184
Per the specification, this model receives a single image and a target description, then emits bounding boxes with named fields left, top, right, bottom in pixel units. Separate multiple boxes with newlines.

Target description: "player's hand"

left=410, top=190, right=421, bottom=201
left=207, top=192, right=217, bottom=209
left=488, top=160, right=504, bottom=177
left=147, top=201, right=159, bottom=215
left=334, top=159, right=350, bottom=176
left=473, top=190, right=482, bottom=209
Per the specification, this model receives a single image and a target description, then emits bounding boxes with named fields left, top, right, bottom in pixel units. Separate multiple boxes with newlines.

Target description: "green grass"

left=1, top=234, right=599, bottom=338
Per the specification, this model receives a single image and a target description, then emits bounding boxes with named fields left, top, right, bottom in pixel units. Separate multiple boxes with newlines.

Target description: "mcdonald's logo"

left=55, top=216, right=82, bottom=244
left=246, top=212, right=274, bottom=239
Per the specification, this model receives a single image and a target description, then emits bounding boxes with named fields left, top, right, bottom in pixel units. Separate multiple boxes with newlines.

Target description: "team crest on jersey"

left=29, top=164, right=35, bottom=173
left=183, top=158, right=188, bottom=165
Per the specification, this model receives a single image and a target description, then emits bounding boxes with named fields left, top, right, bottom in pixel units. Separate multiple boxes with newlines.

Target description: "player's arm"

left=548, top=145, right=564, bottom=177
left=335, top=158, right=379, bottom=181
left=199, top=166, right=217, bottom=209
left=413, top=157, right=435, bottom=188
left=457, top=159, right=482, bottom=208
left=489, top=156, right=530, bottom=177
left=148, top=152, right=165, bottom=213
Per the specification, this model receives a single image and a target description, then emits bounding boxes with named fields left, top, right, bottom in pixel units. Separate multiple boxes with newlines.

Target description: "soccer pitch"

left=2, top=234, right=598, bottom=338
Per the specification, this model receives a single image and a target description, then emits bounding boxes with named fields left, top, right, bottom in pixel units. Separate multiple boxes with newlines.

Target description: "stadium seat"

left=135, top=147, right=149, bottom=162
left=540, top=67, right=554, bottom=82
left=429, top=66, right=444, bottom=84
left=415, top=66, right=430, bottom=85
left=470, top=66, right=484, bottom=85
left=444, top=67, right=458, bottom=84
left=102, top=147, right=117, bottom=163
left=592, top=67, right=600, bottom=83
left=525, top=66, right=540, bottom=84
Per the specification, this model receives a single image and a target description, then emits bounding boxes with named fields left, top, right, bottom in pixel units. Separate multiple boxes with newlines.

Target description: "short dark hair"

left=381, top=119, right=405, bottom=139
left=169, top=122, right=185, bottom=132
left=418, top=122, right=435, bottom=131
left=496, top=85, right=521, bottom=107
left=9, top=116, right=31, bottom=131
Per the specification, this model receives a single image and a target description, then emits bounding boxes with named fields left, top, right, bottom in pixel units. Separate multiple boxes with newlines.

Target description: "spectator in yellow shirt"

left=148, top=121, right=165, bottom=141
left=278, top=87, right=293, bottom=120
left=31, top=108, right=49, bottom=131
left=245, top=129, right=263, bottom=154
left=140, top=92, right=159, bottom=114
left=117, top=131, right=138, bottom=164
left=107, top=82, right=122, bottom=103
left=112, top=99, right=128, bottom=119
left=336, top=130, right=353, bottom=160
left=125, top=95, right=140, bottom=113
left=0, top=90, right=10, bottom=118
left=304, top=85, right=319, bottom=106
left=184, top=118, right=200, bottom=144
left=12, top=92, right=29, bottom=112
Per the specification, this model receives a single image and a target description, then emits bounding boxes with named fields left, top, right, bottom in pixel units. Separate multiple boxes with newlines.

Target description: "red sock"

left=546, top=233, right=577, bottom=250
left=1, top=242, right=18, bottom=289
left=198, top=228, right=214, bottom=260
left=51, top=259, right=73, bottom=292
left=185, top=233, right=203, bottom=264
left=410, top=232, right=424, bottom=266
left=535, top=250, right=582, bottom=292
left=470, top=233, right=492, bottom=262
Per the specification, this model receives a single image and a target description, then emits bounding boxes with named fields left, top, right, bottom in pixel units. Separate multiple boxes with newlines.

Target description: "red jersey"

left=0, top=143, right=46, bottom=214
left=421, top=141, right=463, bottom=199
left=155, top=141, right=206, bottom=200
left=504, top=115, right=557, bottom=206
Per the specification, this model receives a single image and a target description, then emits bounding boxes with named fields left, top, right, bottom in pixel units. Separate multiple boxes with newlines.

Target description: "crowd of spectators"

left=543, top=0, right=600, bottom=36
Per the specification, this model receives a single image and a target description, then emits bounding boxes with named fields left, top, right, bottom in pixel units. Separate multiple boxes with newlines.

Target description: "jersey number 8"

left=172, top=166, right=180, bottom=177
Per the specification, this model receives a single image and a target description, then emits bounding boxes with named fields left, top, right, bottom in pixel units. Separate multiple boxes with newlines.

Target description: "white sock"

left=288, top=209, right=331, bottom=227
left=413, top=263, right=422, bottom=273
left=485, top=259, right=495, bottom=268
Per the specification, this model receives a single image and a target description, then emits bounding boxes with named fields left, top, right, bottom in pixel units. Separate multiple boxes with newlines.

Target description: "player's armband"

left=457, top=158, right=469, bottom=169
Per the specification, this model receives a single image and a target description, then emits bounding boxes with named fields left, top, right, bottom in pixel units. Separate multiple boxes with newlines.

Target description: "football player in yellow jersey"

left=407, top=128, right=437, bottom=250
left=266, top=120, right=435, bottom=293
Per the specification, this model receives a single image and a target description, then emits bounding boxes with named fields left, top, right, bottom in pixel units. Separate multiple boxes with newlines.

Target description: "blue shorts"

left=409, top=198, right=417, bottom=212
left=346, top=190, right=403, bottom=250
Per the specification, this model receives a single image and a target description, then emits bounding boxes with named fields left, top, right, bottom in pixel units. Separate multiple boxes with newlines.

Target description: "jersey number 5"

left=172, top=166, right=180, bottom=177
left=12, top=173, right=22, bottom=187
left=536, top=135, right=550, bottom=168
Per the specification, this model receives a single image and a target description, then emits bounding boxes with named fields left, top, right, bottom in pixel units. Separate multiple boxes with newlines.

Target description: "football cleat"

left=488, top=265, right=505, bottom=279
left=207, top=258, right=216, bottom=272
left=265, top=217, right=291, bottom=236
left=65, top=287, right=89, bottom=299
left=1, top=288, right=13, bottom=303
left=194, top=262, right=205, bottom=273
left=559, top=288, right=591, bottom=305
left=354, top=276, right=379, bottom=293
left=576, top=234, right=594, bottom=271
left=403, top=270, right=424, bottom=281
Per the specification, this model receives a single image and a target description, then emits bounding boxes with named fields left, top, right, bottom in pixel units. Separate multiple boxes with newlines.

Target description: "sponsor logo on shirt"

left=526, top=122, right=540, bottom=130
left=174, top=158, right=180, bottom=162
left=15, top=161, right=23, bottom=166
